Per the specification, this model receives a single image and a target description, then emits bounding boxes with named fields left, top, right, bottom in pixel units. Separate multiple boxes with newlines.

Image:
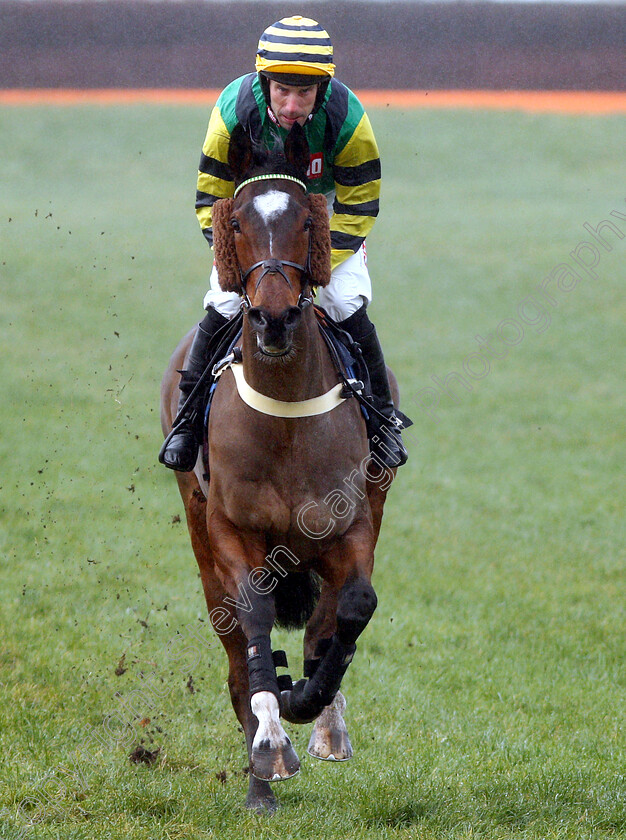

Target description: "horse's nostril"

left=248, top=307, right=268, bottom=330
left=283, top=306, right=302, bottom=330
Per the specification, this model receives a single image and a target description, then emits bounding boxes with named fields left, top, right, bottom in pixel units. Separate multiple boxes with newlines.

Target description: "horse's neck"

left=242, top=312, right=330, bottom=401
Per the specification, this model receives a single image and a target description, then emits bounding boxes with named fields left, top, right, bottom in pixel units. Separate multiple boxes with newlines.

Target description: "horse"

left=160, top=123, right=402, bottom=812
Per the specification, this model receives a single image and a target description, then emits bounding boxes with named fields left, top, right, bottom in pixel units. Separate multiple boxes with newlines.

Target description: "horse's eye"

left=304, top=217, right=312, bottom=232
left=230, top=218, right=240, bottom=232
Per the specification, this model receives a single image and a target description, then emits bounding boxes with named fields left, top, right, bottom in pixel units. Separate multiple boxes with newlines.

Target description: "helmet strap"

left=312, top=78, right=330, bottom=115
left=259, top=72, right=272, bottom=108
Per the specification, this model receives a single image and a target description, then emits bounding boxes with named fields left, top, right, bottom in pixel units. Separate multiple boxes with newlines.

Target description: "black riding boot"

left=339, top=304, right=408, bottom=468
left=160, top=307, right=228, bottom=472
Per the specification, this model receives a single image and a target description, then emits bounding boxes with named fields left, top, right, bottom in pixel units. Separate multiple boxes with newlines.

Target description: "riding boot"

left=160, top=306, right=229, bottom=472
left=339, top=304, right=408, bottom=468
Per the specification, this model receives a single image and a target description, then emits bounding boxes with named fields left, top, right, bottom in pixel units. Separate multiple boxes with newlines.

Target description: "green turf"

left=0, top=105, right=624, bottom=839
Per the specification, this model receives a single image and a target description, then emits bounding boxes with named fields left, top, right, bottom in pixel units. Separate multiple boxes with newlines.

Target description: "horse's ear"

left=228, top=124, right=254, bottom=182
left=307, top=193, right=331, bottom=288
left=284, top=123, right=310, bottom=181
left=211, top=198, right=240, bottom=292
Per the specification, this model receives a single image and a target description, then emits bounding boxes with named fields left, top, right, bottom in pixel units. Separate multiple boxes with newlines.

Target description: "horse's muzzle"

left=248, top=306, right=302, bottom=356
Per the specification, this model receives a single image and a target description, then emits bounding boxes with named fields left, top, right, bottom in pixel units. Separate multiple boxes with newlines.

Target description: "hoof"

left=307, top=691, right=353, bottom=761
left=251, top=739, right=300, bottom=781
left=307, top=727, right=353, bottom=761
left=250, top=691, right=301, bottom=781
left=245, top=777, right=279, bottom=814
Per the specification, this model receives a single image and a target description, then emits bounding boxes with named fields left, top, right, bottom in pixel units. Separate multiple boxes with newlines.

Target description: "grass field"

left=0, top=104, right=624, bottom=839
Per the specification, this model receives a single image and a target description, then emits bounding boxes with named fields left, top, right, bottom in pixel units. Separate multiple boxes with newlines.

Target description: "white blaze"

left=253, top=190, right=290, bottom=224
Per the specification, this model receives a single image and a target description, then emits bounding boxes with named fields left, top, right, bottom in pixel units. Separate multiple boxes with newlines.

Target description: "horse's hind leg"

left=307, top=690, right=353, bottom=761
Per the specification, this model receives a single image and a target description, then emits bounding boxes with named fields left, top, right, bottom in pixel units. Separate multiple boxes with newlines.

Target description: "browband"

left=234, top=174, right=307, bottom=199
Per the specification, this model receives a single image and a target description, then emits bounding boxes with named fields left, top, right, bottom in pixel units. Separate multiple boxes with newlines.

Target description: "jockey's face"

left=268, top=80, right=319, bottom=130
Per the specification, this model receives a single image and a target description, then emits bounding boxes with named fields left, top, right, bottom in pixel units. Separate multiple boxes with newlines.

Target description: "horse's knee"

left=336, top=578, right=377, bottom=645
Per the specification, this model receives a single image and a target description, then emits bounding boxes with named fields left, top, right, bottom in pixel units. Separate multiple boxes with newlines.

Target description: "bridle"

left=234, top=174, right=314, bottom=313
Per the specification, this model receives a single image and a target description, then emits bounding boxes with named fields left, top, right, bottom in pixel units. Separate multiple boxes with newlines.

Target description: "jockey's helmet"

left=256, top=16, right=334, bottom=112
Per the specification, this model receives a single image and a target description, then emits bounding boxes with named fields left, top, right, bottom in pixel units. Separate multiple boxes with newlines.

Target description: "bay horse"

left=160, top=123, right=401, bottom=812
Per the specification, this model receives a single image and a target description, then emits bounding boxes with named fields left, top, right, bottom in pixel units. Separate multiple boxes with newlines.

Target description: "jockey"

left=162, top=15, right=408, bottom=472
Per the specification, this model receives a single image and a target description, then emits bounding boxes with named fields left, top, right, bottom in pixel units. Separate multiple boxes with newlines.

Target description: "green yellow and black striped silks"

left=195, top=75, right=379, bottom=271
left=255, top=15, right=335, bottom=78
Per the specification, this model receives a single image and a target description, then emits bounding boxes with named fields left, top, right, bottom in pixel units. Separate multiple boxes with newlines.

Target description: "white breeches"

left=203, top=243, right=372, bottom=323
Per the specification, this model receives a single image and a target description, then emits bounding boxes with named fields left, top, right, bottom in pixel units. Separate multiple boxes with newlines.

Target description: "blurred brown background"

left=1, top=1, right=624, bottom=90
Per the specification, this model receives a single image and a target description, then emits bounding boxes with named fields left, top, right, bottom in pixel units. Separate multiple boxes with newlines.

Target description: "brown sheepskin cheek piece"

left=307, top=193, right=332, bottom=288
left=211, top=198, right=240, bottom=292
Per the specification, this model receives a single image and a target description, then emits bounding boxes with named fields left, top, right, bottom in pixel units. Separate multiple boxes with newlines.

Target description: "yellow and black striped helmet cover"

left=255, top=15, right=335, bottom=78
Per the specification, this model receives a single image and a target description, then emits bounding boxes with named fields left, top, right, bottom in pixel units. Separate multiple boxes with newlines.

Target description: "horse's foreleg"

left=293, top=583, right=353, bottom=759
left=282, top=540, right=377, bottom=725
left=207, top=511, right=299, bottom=795
left=221, top=633, right=279, bottom=812
left=189, top=511, right=279, bottom=811
left=233, top=578, right=300, bottom=782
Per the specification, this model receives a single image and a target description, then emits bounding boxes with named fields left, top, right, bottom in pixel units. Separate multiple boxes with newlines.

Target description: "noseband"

left=241, top=257, right=309, bottom=292
left=234, top=174, right=313, bottom=312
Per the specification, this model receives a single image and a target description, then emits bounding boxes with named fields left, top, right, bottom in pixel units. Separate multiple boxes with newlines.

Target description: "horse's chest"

left=222, top=480, right=293, bottom=534
left=214, top=448, right=367, bottom=540
left=210, top=384, right=369, bottom=539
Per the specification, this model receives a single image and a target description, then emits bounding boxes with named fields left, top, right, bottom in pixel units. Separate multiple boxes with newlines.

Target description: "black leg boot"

left=339, top=304, right=409, bottom=468
left=160, top=307, right=228, bottom=472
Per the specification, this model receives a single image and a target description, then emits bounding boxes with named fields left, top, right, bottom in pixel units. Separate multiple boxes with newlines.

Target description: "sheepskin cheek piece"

left=211, top=198, right=239, bottom=292
left=211, top=193, right=332, bottom=293
left=306, top=193, right=332, bottom=287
